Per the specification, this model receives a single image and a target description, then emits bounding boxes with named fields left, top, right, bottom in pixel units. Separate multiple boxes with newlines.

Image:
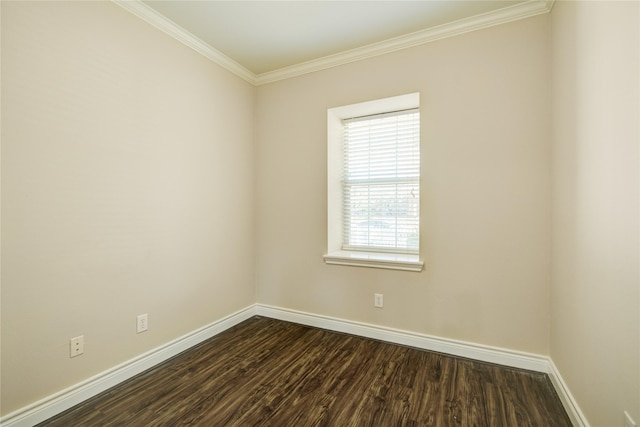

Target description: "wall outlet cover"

left=625, top=411, right=637, bottom=427
left=374, top=293, right=383, bottom=308
left=70, top=335, right=84, bottom=358
left=137, top=314, right=148, bottom=333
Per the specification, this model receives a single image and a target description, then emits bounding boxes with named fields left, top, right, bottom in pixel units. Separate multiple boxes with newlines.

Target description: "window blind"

left=342, top=109, right=420, bottom=253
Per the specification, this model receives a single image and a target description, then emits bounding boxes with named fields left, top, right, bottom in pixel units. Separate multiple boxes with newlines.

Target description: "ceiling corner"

left=254, top=0, right=554, bottom=86
left=114, top=0, right=553, bottom=87
left=113, top=0, right=258, bottom=85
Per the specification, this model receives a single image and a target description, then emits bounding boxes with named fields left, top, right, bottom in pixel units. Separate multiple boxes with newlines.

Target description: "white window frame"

left=324, top=93, right=424, bottom=272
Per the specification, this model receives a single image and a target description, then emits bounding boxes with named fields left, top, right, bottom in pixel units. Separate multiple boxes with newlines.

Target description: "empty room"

left=1, top=1, right=638, bottom=426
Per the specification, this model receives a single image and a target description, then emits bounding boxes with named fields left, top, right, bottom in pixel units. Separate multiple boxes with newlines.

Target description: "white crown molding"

left=114, top=0, right=553, bottom=87
left=112, top=0, right=257, bottom=85
left=255, top=0, right=555, bottom=85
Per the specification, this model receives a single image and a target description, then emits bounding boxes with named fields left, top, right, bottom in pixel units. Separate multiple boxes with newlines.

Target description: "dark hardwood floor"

left=38, top=317, right=571, bottom=426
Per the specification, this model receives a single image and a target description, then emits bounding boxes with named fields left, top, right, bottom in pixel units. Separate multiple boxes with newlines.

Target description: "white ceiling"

left=121, top=1, right=553, bottom=84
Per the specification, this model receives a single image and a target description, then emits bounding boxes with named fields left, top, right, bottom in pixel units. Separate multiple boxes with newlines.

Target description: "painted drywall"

left=4, top=1, right=637, bottom=423
left=255, top=15, right=551, bottom=355
left=1, top=1, right=255, bottom=415
left=550, top=1, right=640, bottom=425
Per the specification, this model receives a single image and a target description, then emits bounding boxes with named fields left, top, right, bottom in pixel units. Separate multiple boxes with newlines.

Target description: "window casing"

left=324, top=93, right=423, bottom=272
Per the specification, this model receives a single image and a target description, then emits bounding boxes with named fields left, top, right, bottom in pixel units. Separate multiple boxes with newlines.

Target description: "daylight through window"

left=342, top=109, right=420, bottom=253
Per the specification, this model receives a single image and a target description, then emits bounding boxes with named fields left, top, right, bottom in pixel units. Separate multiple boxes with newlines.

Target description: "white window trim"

left=324, top=93, right=424, bottom=272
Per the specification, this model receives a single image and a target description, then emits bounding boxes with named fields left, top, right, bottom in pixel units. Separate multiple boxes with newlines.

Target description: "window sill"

left=323, top=250, right=424, bottom=272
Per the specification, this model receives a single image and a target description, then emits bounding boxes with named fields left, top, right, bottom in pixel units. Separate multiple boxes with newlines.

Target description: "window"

left=343, top=109, right=420, bottom=252
left=324, top=93, right=424, bottom=272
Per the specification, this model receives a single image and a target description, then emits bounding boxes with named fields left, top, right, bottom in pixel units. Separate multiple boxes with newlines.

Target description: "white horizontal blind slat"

left=342, top=109, right=420, bottom=253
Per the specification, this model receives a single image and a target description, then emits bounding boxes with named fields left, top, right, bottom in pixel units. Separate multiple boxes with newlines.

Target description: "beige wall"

left=1, top=1, right=255, bottom=414
left=550, top=1, right=640, bottom=425
left=255, top=15, right=551, bottom=355
left=3, top=1, right=639, bottom=424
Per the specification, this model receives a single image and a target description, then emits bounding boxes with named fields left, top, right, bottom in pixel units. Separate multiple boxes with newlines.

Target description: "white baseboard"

left=257, top=304, right=591, bottom=425
left=0, top=305, right=256, bottom=427
left=547, top=359, right=590, bottom=427
left=256, top=304, right=549, bottom=373
left=2, top=303, right=587, bottom=427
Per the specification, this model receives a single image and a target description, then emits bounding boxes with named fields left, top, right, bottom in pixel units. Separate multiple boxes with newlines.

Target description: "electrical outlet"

left=70, top=335, right=84, bottom=358
left=374, top=293, right=383, bottom=308
left=625, top=411, right=637, bottom=427
left=136, top=314, right=148, bottom=333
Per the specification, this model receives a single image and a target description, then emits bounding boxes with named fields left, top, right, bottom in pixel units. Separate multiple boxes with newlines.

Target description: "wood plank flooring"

left=38, top=317, right=571, bottom=426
